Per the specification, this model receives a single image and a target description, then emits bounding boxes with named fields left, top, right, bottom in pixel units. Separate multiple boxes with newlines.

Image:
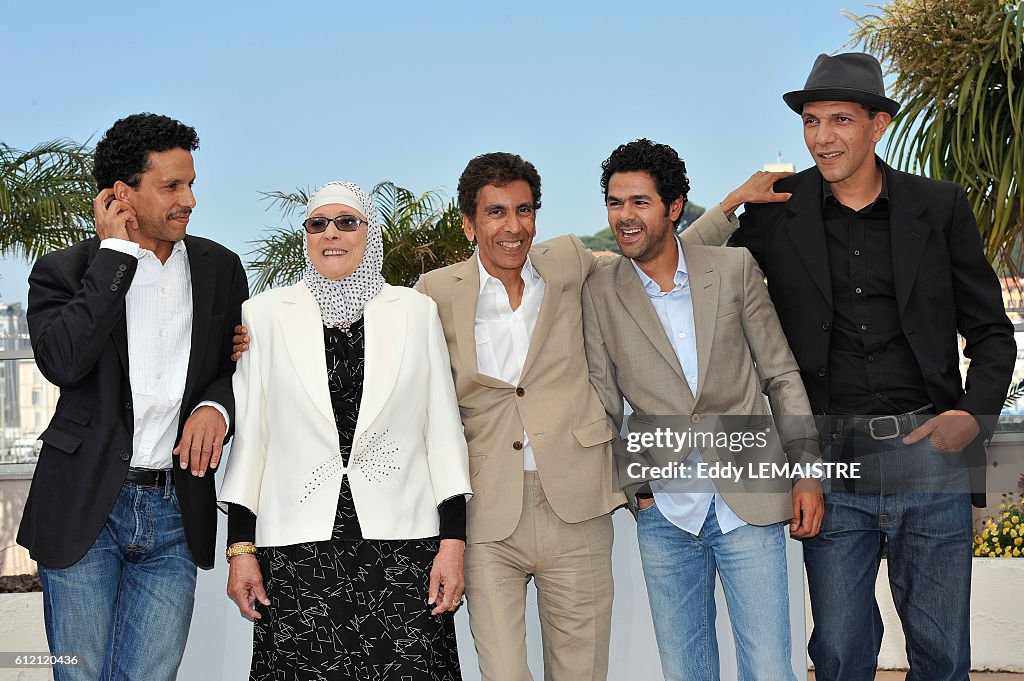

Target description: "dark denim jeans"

left=803, top=435, right=972, bottom=681
left=38, top=479, right=197, bottom=681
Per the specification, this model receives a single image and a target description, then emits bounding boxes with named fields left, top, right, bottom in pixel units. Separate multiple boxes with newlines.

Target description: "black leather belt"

left=124, top=467, right=172, bottom=487
left=834, top=405, right=936, bottom=441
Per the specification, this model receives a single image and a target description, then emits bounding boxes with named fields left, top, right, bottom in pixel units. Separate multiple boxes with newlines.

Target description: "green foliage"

left=0, top=139, right=95, bottom=259
left=246, top=182, right=474, bottom=293
left=846, top=0, right=1024, bottom=274
left=578, top=202, right=706, bottom=254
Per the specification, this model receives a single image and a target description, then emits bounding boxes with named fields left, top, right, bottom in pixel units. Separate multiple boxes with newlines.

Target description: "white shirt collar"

left=476, top=252, right=540, bottom=294
left=631, top=236, right=688, bottom=295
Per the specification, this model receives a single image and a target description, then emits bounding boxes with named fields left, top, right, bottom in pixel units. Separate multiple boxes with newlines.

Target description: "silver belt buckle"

left=868, top=415, right=901, bottom=440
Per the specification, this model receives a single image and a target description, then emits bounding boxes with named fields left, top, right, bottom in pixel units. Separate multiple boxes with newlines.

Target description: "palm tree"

left=246, top=182, right=474, bottom=293
left=0, top=139, right=95, bottom=259
left=846, top=0, right=1024, bottom=274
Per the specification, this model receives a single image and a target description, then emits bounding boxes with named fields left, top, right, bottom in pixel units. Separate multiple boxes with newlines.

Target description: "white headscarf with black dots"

left=302, top=181, right=385, bottom=328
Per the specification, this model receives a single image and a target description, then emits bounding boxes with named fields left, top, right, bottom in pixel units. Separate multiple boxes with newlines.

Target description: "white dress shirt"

left=101, top=239, right=226, bottom=469
left=631, top=238, right=747, bottom=535
left=474, top=254, right=546, bottom=471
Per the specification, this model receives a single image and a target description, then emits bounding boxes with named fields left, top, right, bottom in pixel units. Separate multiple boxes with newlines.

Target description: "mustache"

left=615, top=219, right=645, bottom=231
left=169, top=208, right=192, bottom=219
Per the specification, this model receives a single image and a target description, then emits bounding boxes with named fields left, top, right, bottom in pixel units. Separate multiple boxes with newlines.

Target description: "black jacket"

left=18, top=236, right=248, bottom=568
left=732, top=161, right=1015, bottom=507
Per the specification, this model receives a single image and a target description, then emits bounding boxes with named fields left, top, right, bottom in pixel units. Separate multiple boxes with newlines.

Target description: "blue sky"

left=0, top=0, right=882, bottom=303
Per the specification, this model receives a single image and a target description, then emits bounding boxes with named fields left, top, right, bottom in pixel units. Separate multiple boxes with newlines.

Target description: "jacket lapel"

left=451, top=255, right=502, bottom=388
left=278, top=283, right=335, bottom=427
left=784, top=170, right=832, bottom=308
left=520, top=245, right=563, bottom=381
left=353, top=285, right=406, bottom=444
left=613, top=257, right=688, bottom=385
left=887, top=168, right=931, bottom=317
left=182, top=237, right=214, bottom=403
left=683, top=244, right=718, bottom=402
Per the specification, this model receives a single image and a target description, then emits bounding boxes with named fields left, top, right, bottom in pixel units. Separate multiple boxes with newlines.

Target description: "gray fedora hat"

left=783, top=52, right=900, bottom=116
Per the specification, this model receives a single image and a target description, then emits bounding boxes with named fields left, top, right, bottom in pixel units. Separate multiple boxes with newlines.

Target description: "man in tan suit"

left=581, top=139, right=823, bottom=681
left=417, top=151, right=791, bottom=681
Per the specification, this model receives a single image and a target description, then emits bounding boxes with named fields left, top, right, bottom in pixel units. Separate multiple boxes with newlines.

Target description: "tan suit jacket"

left=581, top=238, right=820, bottom=526
left=420, top=235, right=624, bottom=543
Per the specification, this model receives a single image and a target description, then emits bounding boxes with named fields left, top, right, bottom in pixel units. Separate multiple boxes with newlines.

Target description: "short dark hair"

left=600, top=139, right=690, bottom=227
left=93, top=113, right=199, bottom=191
left=457, top=152, right=542, bottom=217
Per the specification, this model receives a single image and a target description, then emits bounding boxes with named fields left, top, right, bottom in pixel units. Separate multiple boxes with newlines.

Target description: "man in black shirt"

left=730, top=53, right=1015, bottom=681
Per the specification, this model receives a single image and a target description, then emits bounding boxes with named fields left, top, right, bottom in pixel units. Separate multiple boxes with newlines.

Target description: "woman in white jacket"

left=220, top=181, right=471, bottom=681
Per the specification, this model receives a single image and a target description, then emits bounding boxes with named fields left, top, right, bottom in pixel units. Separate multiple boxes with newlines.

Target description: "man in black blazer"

left=730, top=54, right=1015, bottom=681
left=19, top=114, right=247, bottom=681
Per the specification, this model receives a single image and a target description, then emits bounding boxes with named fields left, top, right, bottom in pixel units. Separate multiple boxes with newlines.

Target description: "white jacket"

left=219, top=282, right=471, bottom=545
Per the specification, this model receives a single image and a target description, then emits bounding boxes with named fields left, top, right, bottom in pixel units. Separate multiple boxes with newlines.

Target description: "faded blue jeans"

left=803, top=435, right=973, bottom=681
left=38, top=479, right=197, bottom=681
left=637, top=497, right=797, bottom=681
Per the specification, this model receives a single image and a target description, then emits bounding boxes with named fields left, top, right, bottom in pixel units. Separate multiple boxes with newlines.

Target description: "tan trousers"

left=464, top=471, right=614, bottom=681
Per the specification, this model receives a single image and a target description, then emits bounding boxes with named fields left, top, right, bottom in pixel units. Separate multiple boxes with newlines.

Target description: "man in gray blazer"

left=582, top=139, right=823, bottom=681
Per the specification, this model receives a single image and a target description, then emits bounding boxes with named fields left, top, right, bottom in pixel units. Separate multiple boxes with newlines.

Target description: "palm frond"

left=846, top=0, right=1024, bottom=276
left=0, top=139, right=95, bottom=260
left=245, top=226, right=305, bottom=293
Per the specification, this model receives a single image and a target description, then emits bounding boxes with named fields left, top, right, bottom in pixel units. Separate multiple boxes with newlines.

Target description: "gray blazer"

left=582, top=236, right=819, bottom=526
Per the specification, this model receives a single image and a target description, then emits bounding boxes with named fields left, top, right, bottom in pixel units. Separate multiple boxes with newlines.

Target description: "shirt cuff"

left=100, top=239, right=142, bottom=258
left=193, top=401, right=230, bottom=431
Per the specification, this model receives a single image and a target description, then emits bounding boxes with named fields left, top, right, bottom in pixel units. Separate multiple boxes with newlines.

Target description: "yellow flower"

left=1000, top=503, right=1007, bottom=509
left=1013, top=515, right=1021, bottom=523
left=1015, top=537, right=1022, bottom=546
left=1015, top=548, right=1022, bottom=557
left=990, top=552, right=997, bottom=557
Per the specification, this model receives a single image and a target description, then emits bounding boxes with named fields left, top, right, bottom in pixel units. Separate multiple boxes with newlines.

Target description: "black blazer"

left=18, top=236, right=248, bottom=569
left=731, top=161, right=1015, bottom=507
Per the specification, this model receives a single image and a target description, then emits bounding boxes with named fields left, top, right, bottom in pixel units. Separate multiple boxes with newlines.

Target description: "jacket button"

left=512, top=440, right=523, bottom=450
left=110, top=284, right=118, bottom=292
left=516, top=387, right=525, bottom=397
left=124, top=401, right=132, bottom=411
left=119, top=450, right=130, bottom=461
left=118, top=264, right=127, bottom=272
left=822, top=321, right=831, bottom=331
left=818, top=368, right=827, bottom=377
left=691, top=414, right=701, bottom=424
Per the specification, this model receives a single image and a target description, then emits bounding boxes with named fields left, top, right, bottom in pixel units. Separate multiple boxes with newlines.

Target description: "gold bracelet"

left=226, top=542, right=257, bottom=561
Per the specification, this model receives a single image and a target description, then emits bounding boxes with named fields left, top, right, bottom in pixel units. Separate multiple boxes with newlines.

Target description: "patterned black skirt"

left=251, top=478, right=461, bottom=681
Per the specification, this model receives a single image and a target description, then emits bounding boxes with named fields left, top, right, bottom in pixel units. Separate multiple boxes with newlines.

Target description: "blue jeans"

left=637, top=497, right=797, bottom=681
left=38, top=479, right=197, bottom=681
left=803, top=436, right=972, bottom=681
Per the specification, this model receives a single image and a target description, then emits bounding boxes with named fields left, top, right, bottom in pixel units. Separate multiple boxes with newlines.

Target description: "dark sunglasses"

left=302, top=215, right=367, bottom=234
